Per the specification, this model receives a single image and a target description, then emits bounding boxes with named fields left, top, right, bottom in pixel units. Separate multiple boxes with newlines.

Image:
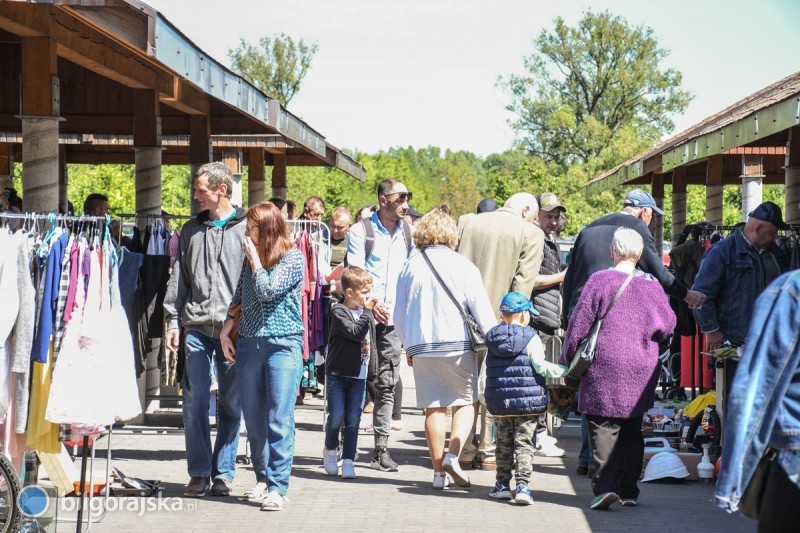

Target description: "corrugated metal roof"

left=584, top=70, right=800, bottom=194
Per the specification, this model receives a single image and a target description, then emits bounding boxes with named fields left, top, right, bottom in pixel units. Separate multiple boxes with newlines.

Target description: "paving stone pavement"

left=51, top=364, right=754, bottom=533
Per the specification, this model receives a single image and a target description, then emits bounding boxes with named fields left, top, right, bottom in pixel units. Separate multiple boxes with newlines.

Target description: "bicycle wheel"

left=0, top=454, right=21, bottom=533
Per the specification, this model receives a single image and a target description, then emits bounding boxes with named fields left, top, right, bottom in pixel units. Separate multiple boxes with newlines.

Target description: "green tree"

left=500, top=11, right=692, bottom=167
left=228, top=34, right=318, bottom=105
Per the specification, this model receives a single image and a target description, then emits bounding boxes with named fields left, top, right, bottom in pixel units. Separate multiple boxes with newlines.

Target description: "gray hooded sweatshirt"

left=164, top=207, right=247, bottom=338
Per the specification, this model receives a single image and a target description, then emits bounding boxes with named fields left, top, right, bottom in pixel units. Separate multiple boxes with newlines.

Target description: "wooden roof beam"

left=0, top=4, right=172, bottom=95
left=161, top=78, right=209, bottom=116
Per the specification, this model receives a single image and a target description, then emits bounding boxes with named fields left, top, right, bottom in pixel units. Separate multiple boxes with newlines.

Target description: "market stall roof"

left=583, top=70, right=800, bottom=196
left=0, top=0, right=365, bottom=180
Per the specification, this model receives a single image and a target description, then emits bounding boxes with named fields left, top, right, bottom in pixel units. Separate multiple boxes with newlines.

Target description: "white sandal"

left=242, top=484, right=269, bottom=502
left=433, top=472, right=446, bottom=490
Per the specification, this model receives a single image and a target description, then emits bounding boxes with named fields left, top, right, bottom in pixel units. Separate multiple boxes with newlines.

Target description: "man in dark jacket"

left=563, top=189, right=706, bottom=324
left=164, top=162, right=246, bottom=498
left=530, top=192, right=568, bottom=458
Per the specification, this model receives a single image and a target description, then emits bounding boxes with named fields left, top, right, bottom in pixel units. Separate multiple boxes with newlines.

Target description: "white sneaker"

left=442, top=453, right=470, bottom=487
left=432, top=472, right=446, bottom=490
left=534, top=445, right=567, bottom=458
left=391, top=419, right=404, bottom=431
left=323, top=447, right=339, bottom=475
left=340, top=459, right=356, bottom=479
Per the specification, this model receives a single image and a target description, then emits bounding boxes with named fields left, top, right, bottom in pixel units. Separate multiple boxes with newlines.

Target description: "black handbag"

left=566, top=270, right=636, bottom=380
left=739, top=448, right=777, bottom=519
left=421, top=250, right=486, bottom=353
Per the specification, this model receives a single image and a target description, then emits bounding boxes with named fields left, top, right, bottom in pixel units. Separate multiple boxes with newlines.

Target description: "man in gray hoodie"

left=164, top=162, right=246, bottom=498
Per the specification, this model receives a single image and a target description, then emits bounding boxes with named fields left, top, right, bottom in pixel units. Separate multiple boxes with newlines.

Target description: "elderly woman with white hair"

left=560, top=227, right=675, bottom=510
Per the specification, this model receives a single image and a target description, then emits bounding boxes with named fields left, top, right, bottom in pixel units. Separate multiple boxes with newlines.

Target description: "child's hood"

left=485, top=323, right=536, bottom=358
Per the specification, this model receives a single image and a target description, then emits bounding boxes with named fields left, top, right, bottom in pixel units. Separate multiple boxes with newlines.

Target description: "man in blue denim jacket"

left=716, top=270, right=800, bottom=529
left=692, top=202, right=788, bottom=350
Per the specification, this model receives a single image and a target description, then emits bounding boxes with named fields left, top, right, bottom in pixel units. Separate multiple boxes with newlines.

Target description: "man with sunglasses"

left=346, top=178, right=414, bottom=472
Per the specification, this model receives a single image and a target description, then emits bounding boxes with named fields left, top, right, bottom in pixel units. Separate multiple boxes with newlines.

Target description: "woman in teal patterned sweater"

left=221, top=201, right=305, bottom=511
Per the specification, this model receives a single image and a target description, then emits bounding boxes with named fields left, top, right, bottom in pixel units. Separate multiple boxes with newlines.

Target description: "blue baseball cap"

left=623, top=189, right=664, bottom=215
left=499, top=292, right=539, bottom=314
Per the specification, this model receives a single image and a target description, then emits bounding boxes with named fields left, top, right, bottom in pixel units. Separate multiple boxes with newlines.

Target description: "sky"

left=152, top=0, right=800, bottom=158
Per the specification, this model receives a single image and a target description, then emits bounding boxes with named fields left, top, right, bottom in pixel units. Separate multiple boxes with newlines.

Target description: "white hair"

left=504, top=193, right=539, bottom=216
left=612, top=227, right=644, bottom=260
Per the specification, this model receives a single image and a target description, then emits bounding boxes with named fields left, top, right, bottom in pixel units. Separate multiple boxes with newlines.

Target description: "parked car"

left=556, top=238, right=575, bottom=270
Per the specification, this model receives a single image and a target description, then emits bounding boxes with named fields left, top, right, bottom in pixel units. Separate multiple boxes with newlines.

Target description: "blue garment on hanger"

left=31, top=231, right=70, bottom=363
left=118, top=249, right=144, bottom=321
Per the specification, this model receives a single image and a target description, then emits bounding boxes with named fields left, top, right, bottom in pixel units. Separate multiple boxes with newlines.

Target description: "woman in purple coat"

left=560, top=227, right=675, bottom=510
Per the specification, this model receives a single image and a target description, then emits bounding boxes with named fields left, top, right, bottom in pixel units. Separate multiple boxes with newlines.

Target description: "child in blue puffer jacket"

left=481, top=291, right=567, bottom=506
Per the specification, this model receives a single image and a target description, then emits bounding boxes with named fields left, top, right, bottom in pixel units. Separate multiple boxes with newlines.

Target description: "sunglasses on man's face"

left=386, top=191, right=412, bottom=202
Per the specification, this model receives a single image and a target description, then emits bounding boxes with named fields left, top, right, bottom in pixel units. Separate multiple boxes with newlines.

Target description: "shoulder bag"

left=738, top=448, right=777, bottom=519
left=421, top=250, right=486, bottom=353
left=566, top=270, right=636, bottom=380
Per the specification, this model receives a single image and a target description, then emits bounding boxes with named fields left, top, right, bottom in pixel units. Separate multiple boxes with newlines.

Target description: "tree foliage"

left=500, top=11, right=693, bottom=167
left=228, top=33, right=318, bottom=105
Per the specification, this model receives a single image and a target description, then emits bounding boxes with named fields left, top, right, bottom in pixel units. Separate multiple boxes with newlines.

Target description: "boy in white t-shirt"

left=322, top=267, right=378, bottom=478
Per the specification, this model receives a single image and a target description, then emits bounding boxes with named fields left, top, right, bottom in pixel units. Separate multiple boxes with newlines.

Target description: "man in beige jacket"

left=456, top=192, right=545, bottom=470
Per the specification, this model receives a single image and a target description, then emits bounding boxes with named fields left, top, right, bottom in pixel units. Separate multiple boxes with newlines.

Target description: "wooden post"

left=20, top=37, right=60, bottom=213
left=786, top=126, right=800, bottom=224
left=58, top=146, right=68, bottom=215
left=189, top=114, right=211, bottom=215
left=223, top=149, right=243, bottom=208
left=0, top=143, right=12, bottom=192
left=248, top=148, right=265, bottom=206
left=672, top=166, right=687, bottom=245
left=133, top=89, right=162, bottom=422
left=705, top=155, right=724, bottom=225
left=652, top=174, right=665, bottom=254
left=272, top=153, right=287, bottom=199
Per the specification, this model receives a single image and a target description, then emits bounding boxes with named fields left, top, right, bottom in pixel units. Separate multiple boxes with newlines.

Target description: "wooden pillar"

left=706, top=155, right=724, bottom=225
left=0, top=144, right=12, bottom=192
left=786, top=126, right=800, bottom=224
left=20, top=37, right=60, bottom=213
left=248, top=148, right=265, bottom=206
left=741, top=155, right=763, bottom=222
left=189, top=114, right=211, bottom=215
left=652, top=174, right=665, bottom=254
left=133, top=90, right=162, bottom=219
left=272, top=153, right=287, bottom=199
left=223, top=150, right=243, bottom=208
left=58, top=146, right=68, bottom=215
left=132, top=89, right=162, bottom=422
left=672, top=167, right=687, bottom=245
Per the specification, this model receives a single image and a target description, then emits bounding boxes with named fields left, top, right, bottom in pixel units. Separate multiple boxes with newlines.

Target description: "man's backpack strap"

left=402, top=220, right=412, bottom=257
left=362, top=218, right=376, bottom=263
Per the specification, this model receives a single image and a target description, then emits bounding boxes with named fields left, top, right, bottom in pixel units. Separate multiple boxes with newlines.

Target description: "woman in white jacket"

left=394, top=206, right=497, bottom=490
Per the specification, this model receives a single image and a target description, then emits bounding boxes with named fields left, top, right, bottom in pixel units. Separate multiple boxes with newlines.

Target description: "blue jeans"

left=236, top=335, right=303, bottom=495
left=324, top=375, right=366, bottom=461
left=579, top=413, right=596, bottom=469
left=182, top=330, right=242, bottom=482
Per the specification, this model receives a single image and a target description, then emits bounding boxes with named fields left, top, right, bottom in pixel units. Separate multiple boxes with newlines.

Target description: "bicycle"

left=0, top=453, right=21, bottom=533
left=657, top=340, right=686, bottom=401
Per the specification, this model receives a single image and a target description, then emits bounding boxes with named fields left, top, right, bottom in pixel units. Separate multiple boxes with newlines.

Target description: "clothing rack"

left=1, top=211, right=115, bottom=532
left=115, top=213, right=193, bottom=220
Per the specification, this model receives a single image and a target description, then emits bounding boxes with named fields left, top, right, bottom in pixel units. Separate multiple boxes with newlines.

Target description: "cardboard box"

left=641, top=451, right=703, bottom=481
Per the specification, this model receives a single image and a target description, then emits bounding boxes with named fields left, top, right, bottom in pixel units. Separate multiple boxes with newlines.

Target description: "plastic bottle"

left=698, top=443, right=715, bottom=483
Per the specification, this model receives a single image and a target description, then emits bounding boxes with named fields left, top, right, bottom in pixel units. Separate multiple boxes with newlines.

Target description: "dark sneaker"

left=370, top=447, right=399, bottom=472
left=489, top=481, right=512, bottom=500
left=514, top=485, right=533, bottom=505
left=620, top=498, right=638, bottom=507
left=183, top=476, right=210, bottom=498
left=575, top=465, right=588, bottom=476
left=587, top=466, right=597, bottom=478
left=209, top=478, right=231, bottom=497
left=591, top=492, right=619, bottom=510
